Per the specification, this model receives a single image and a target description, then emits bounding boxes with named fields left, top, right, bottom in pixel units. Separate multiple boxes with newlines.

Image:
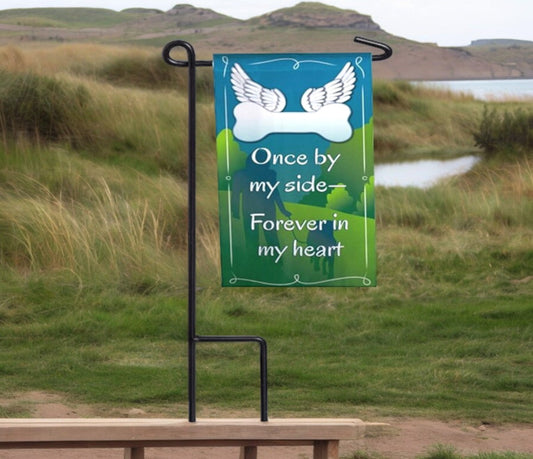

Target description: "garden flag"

left=213, top=53, right=376, bottom=287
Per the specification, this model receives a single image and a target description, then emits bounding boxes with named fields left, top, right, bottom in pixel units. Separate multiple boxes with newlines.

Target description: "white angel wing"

left=300, top=62, right=356, bottom=112
left=230, top=63, right=286, bottom=113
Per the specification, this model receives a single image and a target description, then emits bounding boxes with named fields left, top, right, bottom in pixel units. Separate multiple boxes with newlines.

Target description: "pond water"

left=374, top=156, right=480, bottom=189
left=415, top=79, right=533, bottom=101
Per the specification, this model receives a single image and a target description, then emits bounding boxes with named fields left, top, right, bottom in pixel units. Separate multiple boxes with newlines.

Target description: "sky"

left=1, top=0, right=532, bottom=47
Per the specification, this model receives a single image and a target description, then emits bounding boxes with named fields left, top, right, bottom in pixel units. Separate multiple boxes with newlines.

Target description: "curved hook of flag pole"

left=162, top=39, right=212, bottom=67
left=162, top=35, right=393, bottom=67
left=354, top=36, right=393, bottom=61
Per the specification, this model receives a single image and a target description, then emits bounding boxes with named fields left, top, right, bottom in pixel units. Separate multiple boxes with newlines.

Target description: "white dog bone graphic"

left=233, top=102, right=353, bottom=143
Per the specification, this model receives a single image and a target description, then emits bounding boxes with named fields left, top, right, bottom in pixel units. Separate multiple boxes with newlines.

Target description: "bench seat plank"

left=0, top=418, right=364, bottom=444
left=0, top=418, right=365, bottom=458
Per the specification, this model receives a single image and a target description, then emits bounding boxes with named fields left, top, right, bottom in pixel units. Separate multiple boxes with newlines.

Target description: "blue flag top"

left=213, top=53, right=376, bottom=287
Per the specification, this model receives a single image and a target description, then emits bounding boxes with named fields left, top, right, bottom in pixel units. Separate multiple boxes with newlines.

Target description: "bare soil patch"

left=0, top=392, right=532, bottom=458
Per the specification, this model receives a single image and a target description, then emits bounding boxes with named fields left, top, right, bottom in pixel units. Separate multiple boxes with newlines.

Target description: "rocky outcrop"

left=255, top=2, right=380, bottom=30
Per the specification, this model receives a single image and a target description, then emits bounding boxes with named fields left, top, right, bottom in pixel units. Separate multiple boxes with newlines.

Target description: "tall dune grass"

left=373, top=80, right=482, bottom=160
left=377, top=160, right=532, bottom=231
left=373, top=158, right=532, bottom=301
left=0, top=43, right=530, bottom=294
left=0, top=43, right=153, bottom=75
left=0, top=43, right=214, bottom=97
left=0, top=144, right=193, bottom=291
left=0, top=69, right=93, bottom=143
left=0, top=45, right=221, bottom=293
left=474, top=105, right=533, bottom=157
left=1, top=43, right=483, bottom=166
left=0, top=62, right=216, bottom=177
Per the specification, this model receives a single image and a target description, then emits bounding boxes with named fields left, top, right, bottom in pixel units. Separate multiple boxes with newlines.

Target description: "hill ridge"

left=0, top=2, right=532, bottom=79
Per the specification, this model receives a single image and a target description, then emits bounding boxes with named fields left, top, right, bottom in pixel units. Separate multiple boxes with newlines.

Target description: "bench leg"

left=313, top=440, right=339, bottom=459
left=124, top=447, right=144, bottom=459
left=239, top=445, right=258, bottom=459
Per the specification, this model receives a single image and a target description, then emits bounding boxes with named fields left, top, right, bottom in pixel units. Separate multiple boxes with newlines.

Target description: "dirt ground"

left=1, top=392, right=532, bottom=458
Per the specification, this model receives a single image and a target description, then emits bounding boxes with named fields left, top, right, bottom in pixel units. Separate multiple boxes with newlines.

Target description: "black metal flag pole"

left=162, top=41, right=269, bottom=423
left=162, top=36, right=392, bottom=424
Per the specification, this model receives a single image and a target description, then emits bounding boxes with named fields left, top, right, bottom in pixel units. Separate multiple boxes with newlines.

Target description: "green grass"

left=416, top=445, right=533, bottom=459
left=1, top=281, right=531, bottom=420
left=0, top=45, right=532, bottom=428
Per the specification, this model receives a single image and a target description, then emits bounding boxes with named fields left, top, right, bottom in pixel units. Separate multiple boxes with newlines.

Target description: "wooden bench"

left=0, top=418, right=367, bottom=458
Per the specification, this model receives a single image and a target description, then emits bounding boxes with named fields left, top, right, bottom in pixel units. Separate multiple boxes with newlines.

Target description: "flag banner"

left=213, top=53, right=376, bottom=287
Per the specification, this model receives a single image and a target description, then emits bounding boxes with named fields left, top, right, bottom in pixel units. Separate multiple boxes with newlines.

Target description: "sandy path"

left=1, top=392, right=532, bottom=458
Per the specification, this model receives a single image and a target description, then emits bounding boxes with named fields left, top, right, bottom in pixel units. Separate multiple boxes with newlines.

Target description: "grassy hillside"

left=0, top=7, right=153, bottom=28
left=0, top=43, right=532, bottom=423
left=463, top=40, right=533, bottom=78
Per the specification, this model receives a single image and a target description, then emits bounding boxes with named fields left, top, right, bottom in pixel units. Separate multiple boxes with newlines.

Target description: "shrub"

left=474, top=105, right=533, bottom=157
